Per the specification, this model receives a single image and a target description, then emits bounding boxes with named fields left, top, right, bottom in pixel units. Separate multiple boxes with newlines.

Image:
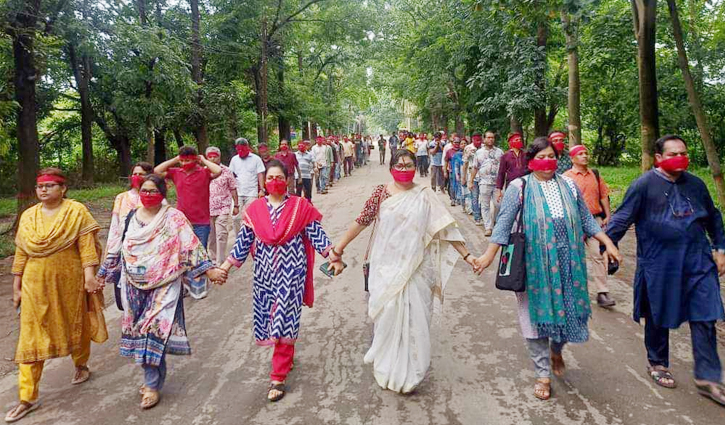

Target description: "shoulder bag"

left=494, top=179, right=527, bottom=292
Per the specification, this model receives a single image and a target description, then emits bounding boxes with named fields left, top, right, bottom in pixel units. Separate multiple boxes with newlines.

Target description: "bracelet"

left=463, top=253, right=471, bottom=261
left=332, top=247, right=344, bottom=257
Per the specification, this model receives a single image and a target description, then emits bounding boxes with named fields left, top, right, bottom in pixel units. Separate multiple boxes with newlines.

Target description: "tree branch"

left=270, top=0, right=327, bottom=38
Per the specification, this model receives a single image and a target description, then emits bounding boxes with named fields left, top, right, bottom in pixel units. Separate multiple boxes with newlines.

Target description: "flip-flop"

left=140, top=389, right=160, bottom=410
left=71, top=366, right=90, bottom=385
left=267, top=383, right=286, bottom=402
left=4, top=401, right=40, bottom=423
left=695, top=382, right=725, bottom=407
left=647, top=366, right=677, bottom=389
left=534, top=379, right=551, bottom=401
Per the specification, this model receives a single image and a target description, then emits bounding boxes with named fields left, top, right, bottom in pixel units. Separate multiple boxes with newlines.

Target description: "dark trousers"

left=417, top=155, right=429, bottom=177
left=344, top=156, right=353, bottom=175
left=644, top=308, right=722, bottom=382
left=430, top=165, right=444, bottom=191
left=379, top=149, right=386, bottom=164
left=296, top=178, right=313, bottom=202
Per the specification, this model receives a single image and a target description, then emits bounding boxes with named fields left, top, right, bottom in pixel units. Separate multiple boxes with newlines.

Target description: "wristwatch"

left=717, top=249, right=725, bottom=255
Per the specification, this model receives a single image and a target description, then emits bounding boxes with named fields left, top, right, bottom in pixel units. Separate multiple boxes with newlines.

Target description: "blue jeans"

left=142, top=355, right=167, bottom=391
left=471, top=182, right=481, bottom=221
left=189, top=224, right=210, bottom=299
left=318, top=166, right=329, bottom=192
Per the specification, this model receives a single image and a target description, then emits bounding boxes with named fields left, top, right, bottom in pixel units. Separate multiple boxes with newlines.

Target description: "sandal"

left=267, top=382, right=286, bottom=402
left=4, top=401, right=40, bottom=423
left=139, top=384, right=147, bottom=395
left=695, top=381, right=725, bottom=407
left=71, top=366, right=90, bottom=385
left=140, top=389, right=160, bottom=410
left=647, top=366, right=677, bottom=389
left=551, top=352, right=565, bottom=377
left=534, top=378, right=551, bottom=400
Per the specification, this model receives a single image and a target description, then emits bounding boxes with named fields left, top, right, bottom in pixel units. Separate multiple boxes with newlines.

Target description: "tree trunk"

left=533, top=19, right=549, bottom=137
left=562, top=11, right=582, bottom=145
left=277, top=44, right=291, bottom=142
left=455, top=114, right=464, bottom=136
left=11, top=0, right=42, bottom=220
left=145, top=116, right=155, bottom=163
left=154, top=128, right=167, bottom=165
left=190, top=0, right=208, bottom=153
left=257, top=19, right=269, bottom=144
left=173, top=129, right=184, bottom=148
left=510, top=116, right=523, bottom=136
left=631, top=0, right=660, bottom=171
left=67, top=44, right=94, bottom=185
left=667, top=0, right=725, bottom=207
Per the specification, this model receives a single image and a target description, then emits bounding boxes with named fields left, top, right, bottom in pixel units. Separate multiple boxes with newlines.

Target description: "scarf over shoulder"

left=243, top=195, right=323, bottom=307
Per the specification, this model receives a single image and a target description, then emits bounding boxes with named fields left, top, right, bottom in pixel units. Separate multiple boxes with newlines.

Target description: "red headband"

left=206, top=152, right=220, bottom=158
left=508, top=133, right=522, bottom=143
left=569, top=145, right=587, bottom=157
left=472, top=135, right=483, bottom=142
left=549, top=131, right=566, bottom=140
left=37, top=174, right=66, bottom=184
left=179, top=154, right=197, bottom=161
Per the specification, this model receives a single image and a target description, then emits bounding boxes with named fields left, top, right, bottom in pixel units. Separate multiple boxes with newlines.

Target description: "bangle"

left=332, top=247, right=343, bottom=257
left=463, top=253, right=471, bottom=261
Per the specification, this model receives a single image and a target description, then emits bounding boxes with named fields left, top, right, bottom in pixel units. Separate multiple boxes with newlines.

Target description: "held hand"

left=328, top=247, right=342, bottom=263
left=714, top=252, right=725, bottom=277
left=473, top=254, right=495, bottom=275
left=84, top=275, right=103, bottom=293
left=603, top=242, right=622, bottom=266
left=496, top=190, right=503, bottom=203
left=464, top=254, right=477, bottom=270
left=601, top=215, right=611, bottom=228
left=206, top=268, right=227, bottom=285
left=329, top=260, right=345, bottom=276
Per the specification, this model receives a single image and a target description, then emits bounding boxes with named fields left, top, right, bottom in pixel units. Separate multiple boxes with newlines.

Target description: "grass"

left=597, top=166, right=721, bottom=210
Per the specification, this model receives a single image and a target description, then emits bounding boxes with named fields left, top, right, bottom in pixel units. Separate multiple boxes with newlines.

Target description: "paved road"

left=2, top=163, right=725, bottom=425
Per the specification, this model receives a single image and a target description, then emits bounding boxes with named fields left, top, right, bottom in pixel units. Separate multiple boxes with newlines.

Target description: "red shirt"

left=167, top=166, right=213, bottom=225
left=274, top=151, right=299, bottom=177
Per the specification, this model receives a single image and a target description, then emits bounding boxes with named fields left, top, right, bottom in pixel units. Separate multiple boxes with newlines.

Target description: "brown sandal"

left=551, top=352, right=566, bottom=377
left=71, top=366, right=90, bottom=385
left=534, top=378, right=551, bottom=400
left=267, top=382, right=286, bottom=402
left=140, top=389, right=160, bottom=409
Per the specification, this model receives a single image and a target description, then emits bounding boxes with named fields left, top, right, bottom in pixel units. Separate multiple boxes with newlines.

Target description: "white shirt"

left=311, top=144, right=329, bottom=167
left=228, top=153, right=265, bottom=197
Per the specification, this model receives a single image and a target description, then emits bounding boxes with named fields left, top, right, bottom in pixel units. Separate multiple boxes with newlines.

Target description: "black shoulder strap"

left=122, top=209, right=137, bottom=242
left=516, top=177, right=527, bottom=232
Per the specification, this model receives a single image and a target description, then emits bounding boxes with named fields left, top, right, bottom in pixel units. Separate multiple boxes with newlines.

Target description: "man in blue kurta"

left=606, top=135, right=725, bottom=406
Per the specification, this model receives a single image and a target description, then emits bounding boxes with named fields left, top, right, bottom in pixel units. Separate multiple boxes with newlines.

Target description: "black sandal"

left=695, top=381, right=725, bottom=407
left=647, top=366, right=677, bottom=389
left=267, top=383, right=286, bottom=402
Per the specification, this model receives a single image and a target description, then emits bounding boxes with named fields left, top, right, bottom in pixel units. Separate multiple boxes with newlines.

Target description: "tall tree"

left=631, top=0, right=660, bottom=171
left=667, top=0, right=725, bottom=207
left=190, top=0, right=208, bottom=152
left=562, top=9, right=581, bottom=145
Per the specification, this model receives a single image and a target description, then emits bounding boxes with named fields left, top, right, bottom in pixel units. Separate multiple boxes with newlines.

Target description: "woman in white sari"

left=331, top=150, right=476, bottom=393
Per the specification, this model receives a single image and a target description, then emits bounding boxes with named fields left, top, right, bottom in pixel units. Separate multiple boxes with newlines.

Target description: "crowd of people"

left=5, top=128, right=725, bottom=421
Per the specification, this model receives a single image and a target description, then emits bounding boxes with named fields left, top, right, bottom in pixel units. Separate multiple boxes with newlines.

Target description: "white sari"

left=364, top=185, right=464, bottom=393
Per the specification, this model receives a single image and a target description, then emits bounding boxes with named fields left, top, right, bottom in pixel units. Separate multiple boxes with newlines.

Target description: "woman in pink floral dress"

left=98, top=175, right=225, bottom=409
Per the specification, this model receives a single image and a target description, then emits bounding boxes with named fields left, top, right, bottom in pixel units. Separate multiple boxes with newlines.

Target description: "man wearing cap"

left=471, top=131, right=504, bottom=235
left=205, top=146, right=239, bottom=266
left=495, top=133, right=528, bottom=202
left=228, top=137, right=266, bottom=238
left=564, top=145, right=616, bottom=308
left=155, top=145, right=222, bottom=299
left=274, top=139, right=301, bottom=192
left=550, top=131, right=572, bottom=174
left=311, top=136, right=329, bottom=194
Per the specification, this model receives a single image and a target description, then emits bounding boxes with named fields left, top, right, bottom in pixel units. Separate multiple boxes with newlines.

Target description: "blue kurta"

left=606, top=170, right=725, bottom=328
left=449, top=151, right=464, bottom=204
left=229, top=197, right=331, bottom=345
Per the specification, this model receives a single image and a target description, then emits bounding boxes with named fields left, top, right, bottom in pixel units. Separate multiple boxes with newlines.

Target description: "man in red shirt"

left=155, top=145, right=222, bottom=299
left=563, top=144, right=616, bottom=308
left=274, top=139, right=301, bottom=192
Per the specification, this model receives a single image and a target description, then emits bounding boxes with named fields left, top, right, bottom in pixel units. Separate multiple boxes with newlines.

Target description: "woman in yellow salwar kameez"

left=5, top=168, right=106, bottom=423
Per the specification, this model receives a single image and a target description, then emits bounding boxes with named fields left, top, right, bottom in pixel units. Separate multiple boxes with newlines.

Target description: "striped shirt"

left=295, top=151, right=314, bottom=179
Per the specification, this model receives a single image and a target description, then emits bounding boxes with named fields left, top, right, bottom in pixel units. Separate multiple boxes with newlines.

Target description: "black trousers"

left=296, top=178, right=313, bottom=202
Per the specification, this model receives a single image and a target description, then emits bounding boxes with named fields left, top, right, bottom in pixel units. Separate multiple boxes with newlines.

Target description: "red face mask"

left=299, top=145, right=307, bottom=153
left=391, top=169, right=415, bottom=183
left=266, top=179, right=287, bottom=195
left=658, top=155, right=689, bottom=172
left=280, top=145, right=289, bottom=152
left=510, top=139, right=523, bottom=150
left=473, top=141, right=482, bottom=148
left=236, top=145, right=250, bottom=158
left=182, top=161, right=197, bottom=171
left=552, top=141, right=566, bottom=152
left=130, top=175, right=145, bottom=189
left=528, top=158, right=558, bottom=172
left=140, top=192, right=164, bottom=208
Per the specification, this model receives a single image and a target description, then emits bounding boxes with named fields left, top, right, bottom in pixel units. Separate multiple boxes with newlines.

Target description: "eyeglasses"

left=664, top=190, right=694, bottom=218
left=392, top=163, right=416, bottom=171
left=35, top=184, right=60, bottom=190
left=140, top=189, right=161, bottom=195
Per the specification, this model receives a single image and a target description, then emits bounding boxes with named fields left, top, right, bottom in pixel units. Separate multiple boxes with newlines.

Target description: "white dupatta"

left=364, top=185, right=464, bottom=393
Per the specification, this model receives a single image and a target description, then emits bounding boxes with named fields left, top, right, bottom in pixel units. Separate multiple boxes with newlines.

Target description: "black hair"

left=179, top=145, right=198, bottom=156
left=133, top=162, right=154, bottom=175
left=143, top=174, right=168, bottom=198
left=654, top=134, right=687, bottom=155
left=434, top=131, right=443, bottom=139
left=484, top=130, right=496, bottom=138
left=389, top=149, right=417, bottom=170
left=526, top=136, right=559, bottom=161
left=266, top=159, right=289, bottom=178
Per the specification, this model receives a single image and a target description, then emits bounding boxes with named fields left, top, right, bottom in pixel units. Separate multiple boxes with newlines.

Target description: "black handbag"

left=113, top=210, right=136, bottom=310
left=495, top=179, right=527, bottom=292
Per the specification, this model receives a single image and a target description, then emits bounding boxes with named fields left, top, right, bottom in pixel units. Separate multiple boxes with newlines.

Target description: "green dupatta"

left=522, top=174, right=590, bottom=333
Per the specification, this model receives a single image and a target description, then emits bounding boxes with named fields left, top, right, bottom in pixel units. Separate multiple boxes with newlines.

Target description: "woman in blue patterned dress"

left=219, top=160, right=339, bottom=402
left=474, top=137, right=621, bottom=400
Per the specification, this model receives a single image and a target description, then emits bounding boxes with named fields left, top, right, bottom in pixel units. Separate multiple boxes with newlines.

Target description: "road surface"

left=1, top=162, right=724, bottom=425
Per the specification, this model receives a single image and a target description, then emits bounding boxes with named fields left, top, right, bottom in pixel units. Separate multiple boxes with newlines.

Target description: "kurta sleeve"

left=495, top=155, right=507, bottom=190
left=575, top=185, right=603, bottom=237
left=304, top=220, right=332, bottom=256
left=227, top=224, right=255, bottom=267
left=490, top=181, right=523, bottom=245
left=11, top=246, right=28, bottom=275
left=355, top=185, right=387, bottom=226
left=78, top=232, right=100, bottom=268
left=606, top=178, right=644, bottom=245
left=699, top=180, right=725, bottom=250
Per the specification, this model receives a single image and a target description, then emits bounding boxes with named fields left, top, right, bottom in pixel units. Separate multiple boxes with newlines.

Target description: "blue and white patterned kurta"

left=229, top=196, right=331, bottom=345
